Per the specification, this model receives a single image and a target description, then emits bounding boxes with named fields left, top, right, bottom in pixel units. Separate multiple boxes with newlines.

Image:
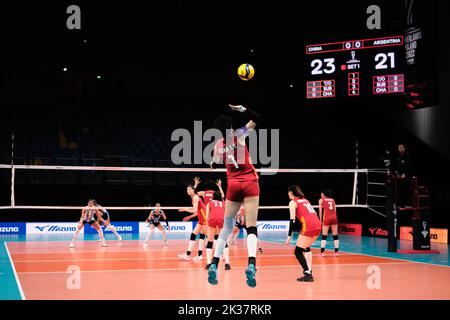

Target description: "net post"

left=11, top=167, right=15, bottom=207
left=386, top=173, right=397, bottom=252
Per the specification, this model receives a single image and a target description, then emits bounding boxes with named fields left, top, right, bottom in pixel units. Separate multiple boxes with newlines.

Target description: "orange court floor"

left=1, top=234, right=449, bottom=300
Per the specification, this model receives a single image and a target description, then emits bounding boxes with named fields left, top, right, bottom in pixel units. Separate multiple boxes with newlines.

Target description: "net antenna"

left=10, top=133, right=15, bottom=207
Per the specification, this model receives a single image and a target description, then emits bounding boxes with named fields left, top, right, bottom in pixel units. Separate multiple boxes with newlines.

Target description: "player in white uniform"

left=70, top=199, right=107, bottom=248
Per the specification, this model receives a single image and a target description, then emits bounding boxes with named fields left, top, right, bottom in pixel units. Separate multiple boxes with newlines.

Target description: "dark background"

left=0, top=1, right=449, bottom=232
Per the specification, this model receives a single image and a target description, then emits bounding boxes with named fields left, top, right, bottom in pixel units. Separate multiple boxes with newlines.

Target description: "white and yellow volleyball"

left=237, top=63, right=255, bottom=81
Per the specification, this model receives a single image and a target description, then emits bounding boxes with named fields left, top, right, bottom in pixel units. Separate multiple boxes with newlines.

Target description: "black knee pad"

left=294, top=246, right=305, bottom=259
left=333, top=235, right=339, bottom=241
left=206, top=241, right=214, bottom=249
left=246, top=226, right=258, bottom=237
left=304, top=247, right=311, bottom=253
left=199, top=233, right=206, bottom=240
left=190, top=233, right=197, bottom=241
left=322, top=234, right=328, bottom=241
left=214, top=234, right=219, bottom=240
left=225, top=243, right=228, bottom=248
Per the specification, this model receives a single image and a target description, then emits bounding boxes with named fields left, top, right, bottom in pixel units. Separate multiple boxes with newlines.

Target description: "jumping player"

left=144, top=203, right=169, bottom=247
left=178, top=185, right=208, bottom=261
left=70, top=199, right=107, bottom=248
left=208, top=104, right=261, bottom=287
left=318, top=189, right=339, bottom=256
left=93, top=201, right=122, bottom=241
left=285, top=186, right=321, bottom=282
left=205, top=191, right=231, bottom=270
left=229, top=204, right=263, bottom=253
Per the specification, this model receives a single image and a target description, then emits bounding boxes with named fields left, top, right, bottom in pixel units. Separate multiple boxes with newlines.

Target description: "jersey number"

left=303, top=203, right=316, bottom=214
left=328, top=202, right=334, bottom=210
left=213, top=202, right=223, bottom=208
left=227, top=155, right=239, bottom=169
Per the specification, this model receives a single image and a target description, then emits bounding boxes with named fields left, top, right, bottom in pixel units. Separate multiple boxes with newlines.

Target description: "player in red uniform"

left=207, top=104, right=261, bottom=288
left=193, top=176, right=221, bottom=206
left=178, top=185, right=208, bottom=261
left=205, top=191, right=231, bottom=270
left=285, top=186, right=321, bottom=282
left=318, top=189, right=339, bottom=257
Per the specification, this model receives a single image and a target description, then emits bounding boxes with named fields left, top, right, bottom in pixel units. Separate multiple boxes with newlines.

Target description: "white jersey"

left=84, top=207, right=96, bottom=221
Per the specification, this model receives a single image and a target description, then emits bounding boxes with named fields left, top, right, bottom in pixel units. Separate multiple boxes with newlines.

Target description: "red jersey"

left=203, top=190, right=215, bottom=206
left=208, top=200, right=225, bottom=221
left=192, top=195, right=207, bottom=224
left=214, top=136, right=258, bottom=182
left=321, top=196, right=338, bottom=224
left=293, top=198, right=321, bottom=234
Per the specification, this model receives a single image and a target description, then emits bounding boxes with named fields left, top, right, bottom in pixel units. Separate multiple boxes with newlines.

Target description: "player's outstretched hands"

left=229, top=104, right=246, bottom=113
left=216, top=179, right=222, bottom=187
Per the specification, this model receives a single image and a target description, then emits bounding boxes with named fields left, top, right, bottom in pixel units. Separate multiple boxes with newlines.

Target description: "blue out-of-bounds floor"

left=0, top=232, right=448, bottom=300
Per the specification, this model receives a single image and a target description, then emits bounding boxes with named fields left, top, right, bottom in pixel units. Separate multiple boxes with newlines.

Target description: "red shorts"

left=197, top=218, right=206, bottom=226
left=323, top=218, right=338, bottom=226
left=208, top=219, right=224, bottom=228
left=301, top=229, right=321, bottom=238
left=226, top=179, right=260, bottom=202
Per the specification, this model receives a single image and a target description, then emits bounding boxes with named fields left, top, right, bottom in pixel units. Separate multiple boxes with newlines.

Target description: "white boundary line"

left=16, top=261, right=409, bottom=275
left=262, top=237, right=450, bottom=269
left=4, top=242, right=26, bottom=300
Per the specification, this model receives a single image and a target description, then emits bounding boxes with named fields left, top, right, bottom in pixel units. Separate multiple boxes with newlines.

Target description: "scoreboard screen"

left=305, top=35, right=406, bottom=99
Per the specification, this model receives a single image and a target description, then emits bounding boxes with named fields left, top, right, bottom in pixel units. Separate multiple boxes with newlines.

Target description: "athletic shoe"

left=245, top=264, right=257, bottom=288
left=225, top=263, right=231, bottom=270
left=258, top=247, right=263, bottom=253
left=321, top=252, right=325, bottom=257
left=205, top=263, right=211, bottom=270
left=297, top=272, right=314, bottom=282
left=334, top=252, right=339, bottom=257
left=178, top=253, right=191, bottom=260
left=118, top=235, right=122, bottom=241
left=163, top=240, right=168, bottom=246
left=143, top=241, right=148, bottom=247
left=69, top=242, right=74, bottom=248
left=193, top=255, right=203, bottom=261
left=97, top=239, right=101, bottom=242
left=208, top=264, right=218, bottom=285
left=101, top=242, right=108, bottom=247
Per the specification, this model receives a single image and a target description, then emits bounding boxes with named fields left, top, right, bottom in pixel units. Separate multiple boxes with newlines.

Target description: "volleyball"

left=237, top=63, right=255, bottom=81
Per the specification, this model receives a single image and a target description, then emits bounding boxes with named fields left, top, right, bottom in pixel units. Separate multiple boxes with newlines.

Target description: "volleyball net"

left=0, top=164, right=388, bottom=213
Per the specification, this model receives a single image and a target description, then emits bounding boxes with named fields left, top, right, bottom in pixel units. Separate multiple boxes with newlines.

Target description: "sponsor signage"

left=140, top=221, right=192, bottom=233
left=338, top=223, right=362, bottom=236
left=26, top=222, right=82, bottom=234
left=0, top=222, right=26, bottom=234
left=84, top=221, right=139, bottom=234
left=364, top=225, right=389, bottom=238
left=400, top=226, right=448, bottom=244
left=256, top=221, right=289, bottom=232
